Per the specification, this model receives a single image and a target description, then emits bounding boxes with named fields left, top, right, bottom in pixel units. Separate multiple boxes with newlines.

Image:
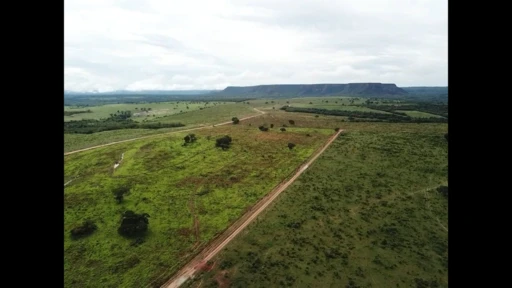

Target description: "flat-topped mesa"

left=220, top=83, right=407, bottom=96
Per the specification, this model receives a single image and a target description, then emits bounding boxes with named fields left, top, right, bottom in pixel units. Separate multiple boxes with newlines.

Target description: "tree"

left=335, top=127, right=340, bottom=132
left=288, top=143, right=296, bottom=150
left=118, top=211, right=150, bottom=237
left=183, top=134, right=197, bottom=145
left=113, top=186, right=130, bottom=204
left=215, top=135, right=233, bottom=150
left=437, top=186, right=448, bottom=198
left=232, top=117, right=240, bottom=124
left=280, top=128, right=286, bottom=132
left=270, top=124, right=274, bottom=128
left=258, top=125, right=269, bottom=131
left=70, top=220, right=97, bottom=239
left=289, top=120, right=295, bottom=125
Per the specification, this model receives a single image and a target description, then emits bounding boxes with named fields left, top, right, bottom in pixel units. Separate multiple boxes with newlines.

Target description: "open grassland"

left=64, top=101, right=238, bottom=122
left=64, top=104, right=256, bottom=152
left=240, top=109, right=348, bottom=129
left=395, top=110, right=446, bottom=118
left=290, top=103, right=392, bottom=114
left=185, top=122, right=448, bottom=288
left=64, top=124, right=333, bottom=288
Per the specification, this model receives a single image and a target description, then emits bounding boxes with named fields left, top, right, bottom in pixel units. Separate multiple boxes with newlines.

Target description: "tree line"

left=281, top=106, right=447, bottom=123
left=64, top=111, right=184, bottom=134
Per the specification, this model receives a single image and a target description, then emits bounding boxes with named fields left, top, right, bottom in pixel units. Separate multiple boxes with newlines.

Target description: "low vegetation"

left=64, top=124, right=332, bottom=287
left=185, top=122, right=448, bottom=288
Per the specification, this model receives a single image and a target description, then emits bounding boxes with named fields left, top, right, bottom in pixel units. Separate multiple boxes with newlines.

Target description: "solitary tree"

left=289, top=120, right=295, bottom=125
left=270, top=124, right=274, bottom=128
left=335, top=127, right=340, bottom=132
left=232, top=117, right=240, bottom=124
left=280, top=128, right=286, bottom=132
left=183, top=134, right=197, bottom=145
left=215, top=135, right=233, bottom=150
left=288, top=143, right=296, bottom=150
left=258, top=125, right=269, bottom=131
left=118, top=211, right=150, bottom=238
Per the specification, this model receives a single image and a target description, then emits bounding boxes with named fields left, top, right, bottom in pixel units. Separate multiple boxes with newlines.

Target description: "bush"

left=215, top=135, right=233, bottom=150
left=437, top=186, right=448, bottom=198
left=288, top=143, right=296, bottom=150
left=118, top=211, right=150, bottom=238
left=70, top=220, right=97, bottom=239
left=113, top=186, right=130, bottom=204
left=280, top=128, right=286, bottom=132
left=232, top=117, right=240, bottom=124
left=184, top=134, right=197, bottom=144
left=258, top=125, right=269, bottom=132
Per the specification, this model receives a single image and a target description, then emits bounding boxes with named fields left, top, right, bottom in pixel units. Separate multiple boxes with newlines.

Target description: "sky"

left=64, top=0, right=448, bottom=92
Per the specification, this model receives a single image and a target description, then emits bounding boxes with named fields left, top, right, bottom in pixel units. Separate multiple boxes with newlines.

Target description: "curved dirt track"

left=160, top=129, right=344, bottom=288
left=64, top=108, right=265, bottom=156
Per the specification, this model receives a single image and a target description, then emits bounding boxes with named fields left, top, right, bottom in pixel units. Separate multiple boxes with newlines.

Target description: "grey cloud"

left=65, top=0, right=447, bottom=91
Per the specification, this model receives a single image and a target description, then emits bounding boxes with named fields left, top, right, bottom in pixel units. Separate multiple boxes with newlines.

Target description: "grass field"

left=64, top=104, right=256, bottom=152
left=184, top=122, right=448, bottom=288
left=395, top=110, right=446, bottom=118
left=245, top=97, right=394, bottom=114
left=290, top=103, right=392, bottom=114
left=64, top=123, right=334, bottom=288
left=64, top=101, right=237, bottom=122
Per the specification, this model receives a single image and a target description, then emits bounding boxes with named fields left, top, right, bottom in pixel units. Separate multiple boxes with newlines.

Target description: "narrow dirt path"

left=160, top=129, right=344, bottom=288
left=64, top=108, right=265, bottom=156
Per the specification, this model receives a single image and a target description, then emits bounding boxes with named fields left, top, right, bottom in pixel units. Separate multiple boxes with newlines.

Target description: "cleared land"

left=64, top=122, right=334, bottom=288
left=162, top=129, right=343, bottom=288
left=184, top=122, right=448, bottom=288
left=64, top=104, right=257, bottom=152
left=64, top=101, right=237, bottom=122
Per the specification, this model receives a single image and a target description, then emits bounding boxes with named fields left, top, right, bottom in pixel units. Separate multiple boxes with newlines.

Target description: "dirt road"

left=160, top=129, right=343, bottom=288
left=64, top=108, right=265, bottom=156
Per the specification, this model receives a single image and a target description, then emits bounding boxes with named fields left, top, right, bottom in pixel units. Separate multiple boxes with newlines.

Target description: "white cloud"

left=64, top=0, right=448, bottom=92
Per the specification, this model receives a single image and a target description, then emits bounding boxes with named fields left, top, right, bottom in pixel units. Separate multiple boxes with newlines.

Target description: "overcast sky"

left=64, top=0, right=447, bottom=92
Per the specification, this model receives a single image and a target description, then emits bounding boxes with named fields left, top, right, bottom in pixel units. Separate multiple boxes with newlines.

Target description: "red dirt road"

left=160, top=129, right=343, bottom=288
left=64, top=109, right=265, bottom=156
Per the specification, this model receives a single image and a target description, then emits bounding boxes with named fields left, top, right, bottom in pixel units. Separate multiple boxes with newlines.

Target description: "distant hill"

left=217, top=83, right=408, bottom=97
